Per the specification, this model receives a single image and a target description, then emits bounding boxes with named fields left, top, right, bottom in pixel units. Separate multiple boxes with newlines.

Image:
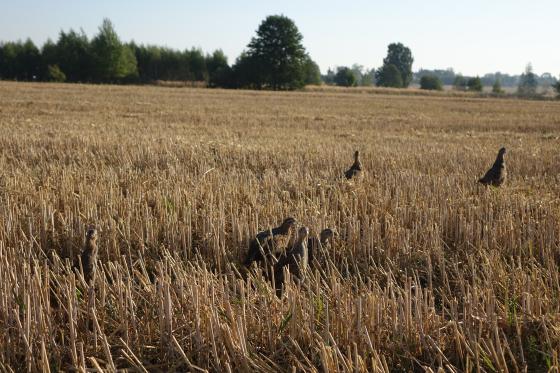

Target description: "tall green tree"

left=381, top=43, right=413, bottom=87
left=189, top=48, right=207, bottom=81
left=17, top=39, right=41, bottom=80
left=54, top=30, right=93, bottom=82
left=375, top=64, right=403, bottom=88
left=231, top=51, right=260, bottom=89
left=91, top=19, right=137, bottom=82
left=0, top=40, right=41, bottom=81
left=302, top=56, right=321, bottom=85
left=0, top=42, right=20, bottom=79
left=243, top=15, right=308, bottom=90
left=132, top=44, right=162, bottom=82
left=517, top=63, right=538, bottom=97
left=206, top=49, right=231, bottom=87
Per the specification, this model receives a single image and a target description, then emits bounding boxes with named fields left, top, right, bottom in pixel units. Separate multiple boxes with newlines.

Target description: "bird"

left=274, top=226, right=309, bottom=296
left=307, top=228, right=335, bottom=266
left=478, top=147, right=507, bottom=187
left=344, top=150, right=362, bottom=180
left=80, top=227, right=99, bottom=285
left=243, top=217, right=297, bottom=268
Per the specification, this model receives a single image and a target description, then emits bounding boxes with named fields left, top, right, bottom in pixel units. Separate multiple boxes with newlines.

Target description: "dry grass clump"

left=0, top=81, right=559, bottom=372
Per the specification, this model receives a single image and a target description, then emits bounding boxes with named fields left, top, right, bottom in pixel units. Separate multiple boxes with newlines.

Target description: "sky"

left=1, top=0, right=558, bottom=77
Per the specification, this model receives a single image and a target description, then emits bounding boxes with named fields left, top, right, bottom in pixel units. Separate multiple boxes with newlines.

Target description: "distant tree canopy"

left=467, top=76, right=483, bottom=92
left=416, top=68, right=456, bottom=85
left=554, top=79, right=560, bottom=98
left=302, top=56, right=321, bottom=85
left=206, top=49, right=231, bottom=87
left=518, top=63, right=538, bottom=97
left=419, top=75, right=442, bottom=90
left=376, top=64, right=403, bottom=88
left=0, top=16, right=320, bottom=90
left=2, top=18, right=558, bottom=94
left=379, top=43, right=413, bottom=87
left=47, top=30, right=92, bottom=82
left=0, top=39, right=41, bottom=81
left=234, top=15, right=309, bottom=90
left=453, top=75, right=467, bottom=91
left=334, top=67, right=356, bottom=87
left=492, top=79, right=503, bottom=94
left=91, top=19, right=138, bottom=82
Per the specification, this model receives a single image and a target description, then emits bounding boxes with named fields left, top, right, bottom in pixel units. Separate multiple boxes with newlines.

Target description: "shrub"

left=420, top=75, right=443, bottom=90
left=334, top=67, right=356, bottom=87
left=467, top=76, right=483, bottom=92
left=47, top=64, right=66, bottom=82
left=375, top=64, right=403, bottom=88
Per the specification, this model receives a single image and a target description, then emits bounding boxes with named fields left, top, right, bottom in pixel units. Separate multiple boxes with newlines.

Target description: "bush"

left=420, top=75, right=442, bottom=90
left=47, top=64, right=66, bottom=82
left=376, top=64, right=403, bottom=88
left=467, top=76, right=483, bottom=92
left=334, top=67, right=356, bottom=87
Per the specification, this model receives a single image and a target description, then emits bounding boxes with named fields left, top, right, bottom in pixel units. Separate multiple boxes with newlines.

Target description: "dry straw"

left=0, top=81, right=559, bottom=371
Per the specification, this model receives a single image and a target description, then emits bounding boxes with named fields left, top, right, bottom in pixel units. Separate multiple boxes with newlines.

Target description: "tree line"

left=0, top=17, right=321, bottom=89
left=1, top=16, right=558, bottom=97
left=331, top=55, right=558, bottom=97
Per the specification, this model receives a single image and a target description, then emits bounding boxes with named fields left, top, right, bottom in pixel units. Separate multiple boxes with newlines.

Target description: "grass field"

left=0, top=81, right=559, bottom=372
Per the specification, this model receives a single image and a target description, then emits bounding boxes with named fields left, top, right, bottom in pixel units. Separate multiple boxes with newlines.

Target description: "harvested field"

left=0, top=81, right=559, bottom=372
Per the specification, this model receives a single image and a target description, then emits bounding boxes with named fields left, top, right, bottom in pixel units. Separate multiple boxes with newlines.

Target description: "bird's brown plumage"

left=80, top=227, right=98, bottom=285
left=307, top=228, right=335, bottom=266
left=274, top=226, right=309, bottom=296
left=478, top=147, right=506, bottom=187
left=345, top=150, right=362, bottom=180
left=243, top=217, right=297, bottom=268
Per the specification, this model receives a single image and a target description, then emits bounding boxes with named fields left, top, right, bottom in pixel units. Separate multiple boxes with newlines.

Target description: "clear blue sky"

left=1, top=0, right=558, bottom=76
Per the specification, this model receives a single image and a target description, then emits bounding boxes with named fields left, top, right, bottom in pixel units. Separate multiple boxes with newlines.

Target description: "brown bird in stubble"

left=274, top=226, right=309, bottom=297
left=80, top=227, right=99, bottom=285
left=478, top=147, right=507, bottom=187
left=307, top=228, right=335, bottom=267
left=344, top=150, right=362, bottom=180
left=243, top=217, right=297, bottom=268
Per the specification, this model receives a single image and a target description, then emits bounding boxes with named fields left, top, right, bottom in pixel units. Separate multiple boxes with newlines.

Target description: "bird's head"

left=354, top=150, right=360, bottom=161
left=281, top=217, right=297, bottom=230
left=298, top=226, right=309, bottom=242
left=86, top=227, right=98, bottom=242
left=498, top=147, right=506, bottom=156
left=320, top=228, right=336, bottom=244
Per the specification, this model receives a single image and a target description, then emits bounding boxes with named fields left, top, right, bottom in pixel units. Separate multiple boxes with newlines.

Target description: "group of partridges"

left=240, top=147, right=506, bottom=296
left=77, top=148, right=506, bottom=295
